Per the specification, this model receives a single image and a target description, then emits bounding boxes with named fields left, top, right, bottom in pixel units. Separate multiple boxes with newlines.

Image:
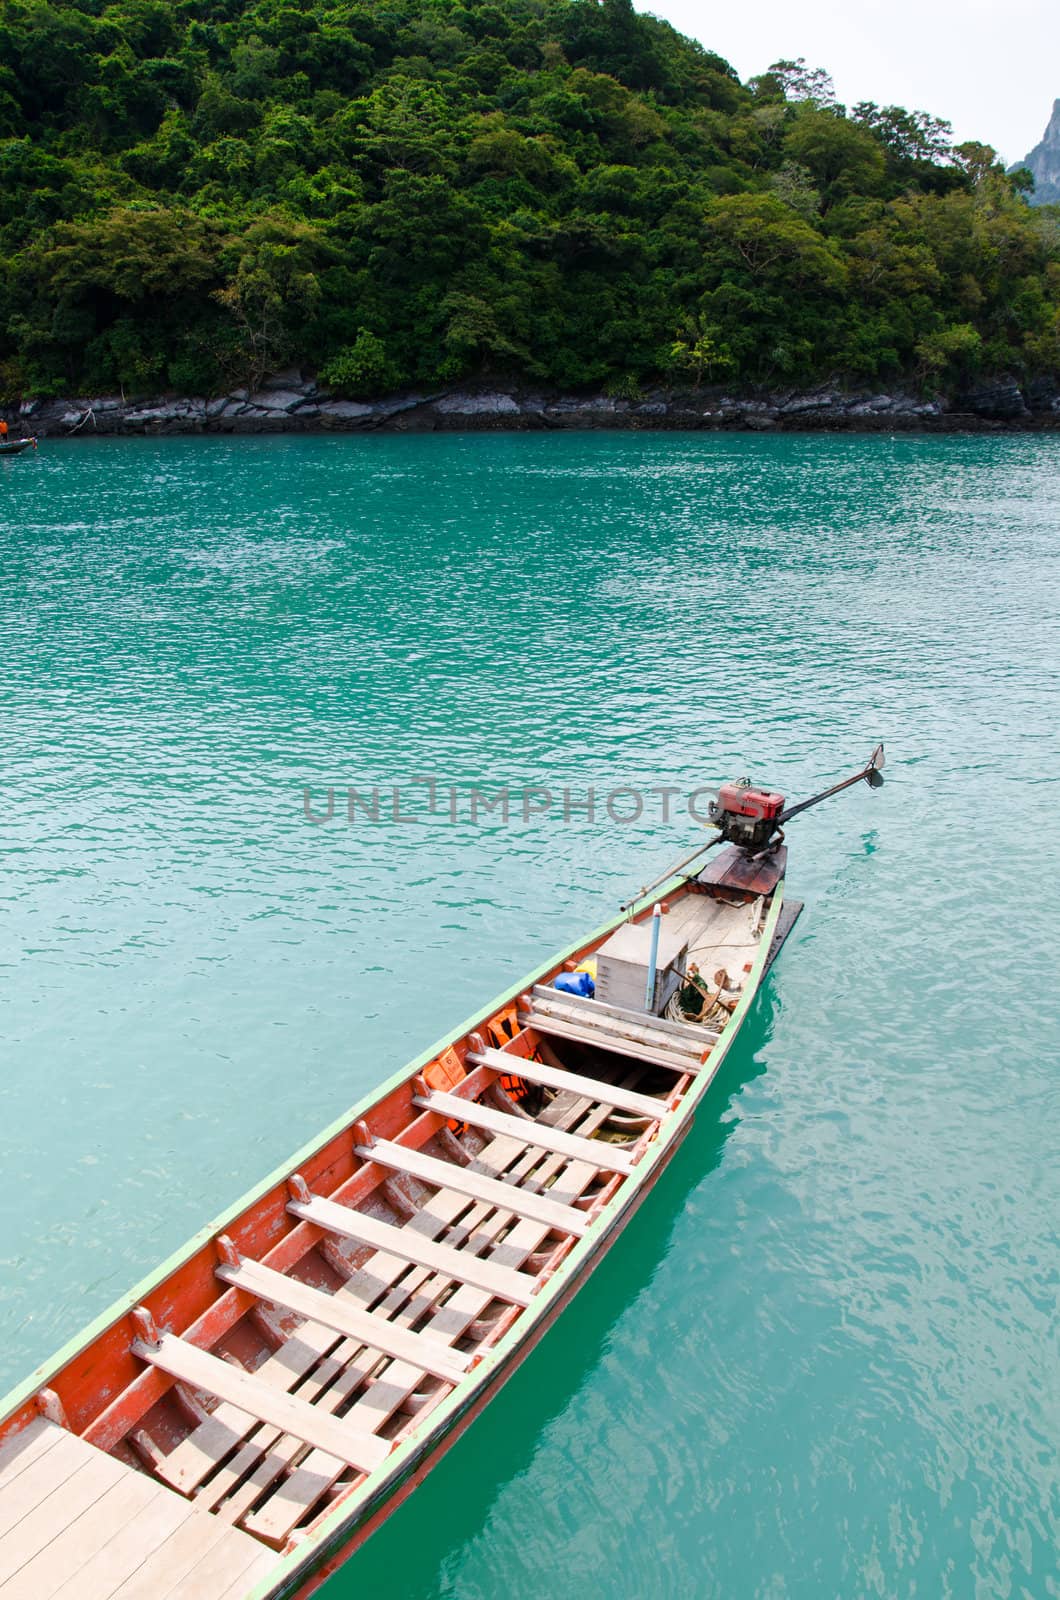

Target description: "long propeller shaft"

left=777, top=743, right=884, bottom=825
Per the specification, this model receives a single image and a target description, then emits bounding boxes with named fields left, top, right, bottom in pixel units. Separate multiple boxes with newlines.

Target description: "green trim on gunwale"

left=0, top=873, right=688, bottom=1427
left=242, top=880, right=786, bottom=1600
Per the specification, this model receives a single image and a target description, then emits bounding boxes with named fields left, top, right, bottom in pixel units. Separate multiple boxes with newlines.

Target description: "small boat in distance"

left=0, top=438, right=37, bottom=456
left=0, top=748, right=883, bottom=1599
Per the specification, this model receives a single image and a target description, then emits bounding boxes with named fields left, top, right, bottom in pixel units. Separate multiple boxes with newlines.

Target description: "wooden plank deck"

left=0, top=1420, right=274, bottom=1600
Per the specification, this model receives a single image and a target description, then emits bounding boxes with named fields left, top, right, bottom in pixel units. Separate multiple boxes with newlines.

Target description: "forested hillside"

left=1, top=0, right=1058, bottom=400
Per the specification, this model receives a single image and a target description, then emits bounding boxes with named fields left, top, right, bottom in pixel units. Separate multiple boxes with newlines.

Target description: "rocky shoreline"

left=10, top=373, right=1060, bottom=438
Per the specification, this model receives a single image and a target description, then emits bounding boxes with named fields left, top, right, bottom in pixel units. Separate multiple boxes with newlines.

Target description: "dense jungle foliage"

left=1, top=0, right=1058, bottom=399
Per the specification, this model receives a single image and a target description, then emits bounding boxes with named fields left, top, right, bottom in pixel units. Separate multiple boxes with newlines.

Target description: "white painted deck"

left=0, top=1419, right=275, bottom=1600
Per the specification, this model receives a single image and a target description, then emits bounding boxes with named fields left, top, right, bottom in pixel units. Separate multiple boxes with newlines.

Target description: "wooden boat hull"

left=0, top=858, right=790, bottom=1600
left=0, top=440, right=33, bottom=456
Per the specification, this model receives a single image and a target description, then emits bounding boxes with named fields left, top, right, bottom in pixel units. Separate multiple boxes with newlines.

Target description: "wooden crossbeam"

left=355, top=1137, right=589, bottom=1238
left=288, top=1195, right=536, bottom=1307
left=520, top=1010, right=702, bottom=1072
left=468, top=1045, right=671, bottom=1120
left=528, top=993, right=709, bottom=1058
left=530, top=984, right=718, bottom=1045
left=131, top=1334, right=390, bottom=1475
left=413, top=1090, right=634, bottom=1175
left=215, top=1256, right=472, bottom=1385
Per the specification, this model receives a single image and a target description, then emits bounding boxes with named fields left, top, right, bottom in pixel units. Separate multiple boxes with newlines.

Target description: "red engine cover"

left=716, top=782, right=786, bottom=821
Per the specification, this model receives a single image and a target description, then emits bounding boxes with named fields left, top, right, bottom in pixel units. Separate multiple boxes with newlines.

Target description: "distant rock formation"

left=11, top=374, right=1060, bottom=437
left=1015, top=100, right=1060, bottom=205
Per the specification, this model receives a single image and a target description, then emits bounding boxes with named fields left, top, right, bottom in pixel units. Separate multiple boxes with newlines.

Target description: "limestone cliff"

left=1016, top=100, right=1060, bottom=205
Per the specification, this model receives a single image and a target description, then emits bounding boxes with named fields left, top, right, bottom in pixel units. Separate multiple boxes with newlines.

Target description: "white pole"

left=644, top=902, right=662, bottom=1012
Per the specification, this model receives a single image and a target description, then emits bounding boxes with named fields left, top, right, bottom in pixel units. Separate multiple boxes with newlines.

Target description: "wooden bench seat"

left=354, top=1137, right=589, bottom=1237
left=132, top=1332, right=390, bottom=1475
left=215, top=1253, right=472, bottom=1385
left=153, top=1118, right=572, bottom=1506
left=468, top=1045, right=672, bottom=1120
left=287, top=1195, right=537, bottom=1307
left=530, top=985, right=718, bottom=1046
left=519, top=1008, right=704, bottom=1072
left=413, top=1089, right=634, bottom=1174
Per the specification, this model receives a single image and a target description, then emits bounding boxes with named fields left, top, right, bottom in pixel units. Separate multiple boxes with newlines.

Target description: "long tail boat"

left=0, top=749, right=883, bottom=1600
left=0, top=439, right=36, bottom=457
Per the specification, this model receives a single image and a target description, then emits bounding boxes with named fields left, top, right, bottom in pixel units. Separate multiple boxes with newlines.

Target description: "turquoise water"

left=1, top=432, right=1058, bottom=1597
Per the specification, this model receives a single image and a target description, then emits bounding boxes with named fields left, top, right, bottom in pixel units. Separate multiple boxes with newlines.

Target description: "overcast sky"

left=645, top=0, right=1058, bottom=166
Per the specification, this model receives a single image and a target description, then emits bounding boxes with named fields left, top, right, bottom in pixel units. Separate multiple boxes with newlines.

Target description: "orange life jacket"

left=486, top=1006, right=529, bottom=1101
left=424, top=1048, right=469, bottom=1133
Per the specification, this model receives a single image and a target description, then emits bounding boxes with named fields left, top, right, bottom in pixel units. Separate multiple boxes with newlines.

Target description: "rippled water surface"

left=1, top=432, right=1058, bottom=1598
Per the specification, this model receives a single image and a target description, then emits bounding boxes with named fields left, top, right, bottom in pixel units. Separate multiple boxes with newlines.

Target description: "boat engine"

left=708, top=744, right=885, bottom=854
left=707, top=781, right=786, bottom=852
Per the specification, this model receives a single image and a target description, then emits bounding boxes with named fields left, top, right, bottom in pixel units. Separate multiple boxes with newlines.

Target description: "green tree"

left=784, top=106, right=886, bottom=207
left=755, top=58, right=836, bottom=106
left=668, top=316, right=735, bottom=383
left=321, top=328, right=399, bottom=396
left=916, top=322, right=983, bottom=382
left=214, top=216, right=330, bottom=387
